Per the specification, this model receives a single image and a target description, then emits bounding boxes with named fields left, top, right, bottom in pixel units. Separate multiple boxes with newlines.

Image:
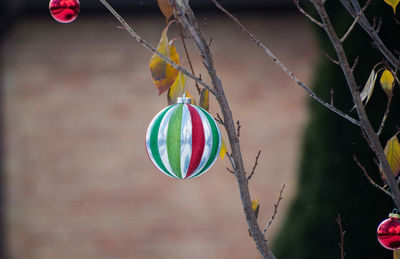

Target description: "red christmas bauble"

left=377, top=213, right=400, bottom=250
left=49, top=0, right=80, bottom=23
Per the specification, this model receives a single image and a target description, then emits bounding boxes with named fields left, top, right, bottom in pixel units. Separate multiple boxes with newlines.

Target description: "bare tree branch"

left=326, top=53, right=340, bottom=66
left=211, top=0, right=360, bottom=127
left=335, top=214, right=346, bottom=259
left=373, top=17, right=382, bottom=33
left=377, top=93, right=393, bottom=136
left=215, top=113, right=224, bottom=125
left=247, top=150, right=261, bottom=180
left=263, top=184, right=285, bottom=235
left=353, top=155, right=392, bottom=197
left=227, top=167, right=235, bottom=174
left=236, top=120, right=241, bottom=138
left=330, top=89, right=335, bottom=105
left=293, top=0, right=323, bottom=27
left=227, top=152, right=237, bottom=172
left=351, top=56, right=359, bottom=72
left=172, top=1, right=275, bottom=258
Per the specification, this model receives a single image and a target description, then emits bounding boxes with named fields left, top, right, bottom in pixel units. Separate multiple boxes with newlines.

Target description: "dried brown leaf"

left=149, top=27, right=180, bottom=95
left=157, top=0, right=173, bottom=22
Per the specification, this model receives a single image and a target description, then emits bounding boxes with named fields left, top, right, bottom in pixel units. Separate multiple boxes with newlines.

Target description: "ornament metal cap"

left=389, top=213, right=400, bottom=219
left=177, top=94, right=191, bottom=104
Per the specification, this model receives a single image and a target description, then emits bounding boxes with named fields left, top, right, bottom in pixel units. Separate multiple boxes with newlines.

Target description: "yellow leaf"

left=248, top=198, right=260, bottom=236
left=251, top=198, right=260, bottom=219
left=251, top=198, right=260, bottom=211
left=380, top=69, right=395, bottom=97
left=384, top=135, right=400, bottom=178
left=199, top=88, right=210, bottom=111
left=167, top=72, right=186, bottom=105
left=157, top=0, right=173, bottom=22
left=385, top=0, right=399, bottom=13
left=149, top=27, right=180, bottom=95
left=394, top=249, right=400, bottom=259
left=219, top=136, right=227, bottom=160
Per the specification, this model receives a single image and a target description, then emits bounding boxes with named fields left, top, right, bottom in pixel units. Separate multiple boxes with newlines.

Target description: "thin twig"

left=293, top=0, right=323, bottom=28
left=211, top=0, right=360, bottom=127
left=236, top=120, right=241, bottom=138
left=330, top=89, right=335, bottom=105
left=215, top=113, right=224, bottom=125
left=351, top=56, right=359, bottom=72
left=340, top=0, right=372, bottom=43
left=326, top=54, right=340, bottom=65
left=179, top=28, right=201, bottom=94
left=263, top=184, right=285, bottom=235
left=98, top=0, right=216, bottom=96
left=395, top=16, right=400, bottom=25
left=340, top=17, right=358, bottom=43
left=360, top=130, right=374, bottom=152
left=227, top=152, right=236, bottom=171
left=201, top=17, right=208, bottom=34
left=224, top=153, right=237, bottom=175
left=227, top=167, right=235, bottom=174
left=335, top=214, right=346, bottom=259
left=377, top=93, right=393, bottom=135
left=353, top=155, right=392, bottom=197
left=248, top=150, right=261, bottom=180
left=373, top=17, right=382, bottom=33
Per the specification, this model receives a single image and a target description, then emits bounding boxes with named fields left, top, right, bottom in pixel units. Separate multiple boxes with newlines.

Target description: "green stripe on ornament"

left=194, top=107, right=221, bottom=177
left=150, top=106, right=174, bottom=178
left=167, top=104, right=183, bottom=178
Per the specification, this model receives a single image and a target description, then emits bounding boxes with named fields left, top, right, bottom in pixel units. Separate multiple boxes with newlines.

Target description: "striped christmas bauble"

left=145, top=99, right=221, bottom=179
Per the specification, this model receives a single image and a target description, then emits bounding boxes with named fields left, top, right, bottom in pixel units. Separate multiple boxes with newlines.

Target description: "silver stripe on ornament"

left=158, top=105, right=177, bottom=178
left=180, top=104, right=192, bottom=179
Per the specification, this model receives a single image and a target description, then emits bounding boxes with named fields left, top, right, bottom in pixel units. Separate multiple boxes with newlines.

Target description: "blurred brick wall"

left=2, top=12, right=316, bottom=259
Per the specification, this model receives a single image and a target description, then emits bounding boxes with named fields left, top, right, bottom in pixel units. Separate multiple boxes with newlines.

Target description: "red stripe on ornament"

left=185, top=105, right=205, bottom=178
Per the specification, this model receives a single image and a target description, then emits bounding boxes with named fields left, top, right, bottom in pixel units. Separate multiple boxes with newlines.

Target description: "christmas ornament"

left=49, top=0, right=80, bottom=23
left=377, top=212, right=400, bottom=250
left=146, top=96, right=221, bottom=179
